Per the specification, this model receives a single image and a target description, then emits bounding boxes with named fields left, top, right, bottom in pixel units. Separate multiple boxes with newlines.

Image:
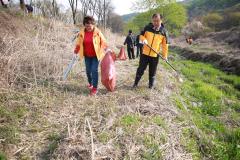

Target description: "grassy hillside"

left=187, top=0, right=240, bottom=18
left=0, top=9, right=240, bottom=160
left=124, top=2, right=187, bottom=36
left=121, top=13, right=139, bottom=22
left=169, top=50, right=240, bottom=160
left=0, top=10, right=189, bottom=159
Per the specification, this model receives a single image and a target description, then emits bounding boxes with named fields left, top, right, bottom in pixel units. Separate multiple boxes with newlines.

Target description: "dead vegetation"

left=0, top=10, right=192, bottom=160
left=0, top=10, right=73, bottom=88
left=0, top=10, right=124, bottom=89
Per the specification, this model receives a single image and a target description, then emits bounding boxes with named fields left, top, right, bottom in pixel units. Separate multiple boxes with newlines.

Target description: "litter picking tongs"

left=63, top=54, right=79, bottom=80
left=145, top=44, right=183, bottom=82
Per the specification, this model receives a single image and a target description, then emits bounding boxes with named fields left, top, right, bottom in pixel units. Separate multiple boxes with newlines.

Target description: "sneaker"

left=87, top=84, right=93, bottom=90
left=149, top=85, right=156, bottom=90
left=132, top=84, right=138, bottom=89
left=90, top=87, right=98, bottom=96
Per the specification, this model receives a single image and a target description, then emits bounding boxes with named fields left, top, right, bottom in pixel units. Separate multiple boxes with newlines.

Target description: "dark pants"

left=84, top=56, right=99, bottom=88
left=136, top=45, right=143, bottom=58
left=134, top=54, right=159, bottom=88
left=127, top=46, right=135, bottom=59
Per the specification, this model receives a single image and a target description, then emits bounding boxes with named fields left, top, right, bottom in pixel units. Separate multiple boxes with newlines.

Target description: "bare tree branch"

left=68, top=0, right=78, bottom=24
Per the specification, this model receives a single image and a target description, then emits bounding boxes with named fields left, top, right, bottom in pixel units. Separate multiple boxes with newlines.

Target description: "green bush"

left=182, top=20, right=212, bottom=39
left=223, top=12, right=240, bottom=28
left=199, top=4, right=240, bottom=31
left=202, top=13, right=223, bottom=31
left=124, top=2, right=187, bottom=36
left=0, top=151, right=7, bottom=160
left=188, top=0, right=240, bottom=17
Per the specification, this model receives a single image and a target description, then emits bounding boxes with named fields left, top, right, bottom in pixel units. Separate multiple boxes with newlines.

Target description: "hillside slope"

left=0, top=10, right=191, bottom=159
left=172, top=26, right=240, bottom=75
left=1, top=10, right=240, bottom=160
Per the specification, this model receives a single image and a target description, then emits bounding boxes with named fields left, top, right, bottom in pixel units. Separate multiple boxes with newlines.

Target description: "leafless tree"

left=51, top=0, right=59, bottom=17
left=20, top=0, right=25, bottom=10
left=107, top=12, right=124, bottom=33
left=68, top=0, right=78, bottom=24
left=94, top=0, right=112, bottom=28
left=76, top=0, right=113, bottom=28
left=23, top=0, right=121, bottom=31
left=1, top=0, right=8, bottom=8
left=33, top=0, right=58, bottom=18
left=79, top=0, right=91, bottom=17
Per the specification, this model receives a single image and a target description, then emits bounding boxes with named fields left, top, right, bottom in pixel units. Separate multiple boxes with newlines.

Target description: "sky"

left=13, top=0, right=182, bottom=15
left=112, top=0, right=137, bottom=15
left=56, top=0, right=137, bottom=15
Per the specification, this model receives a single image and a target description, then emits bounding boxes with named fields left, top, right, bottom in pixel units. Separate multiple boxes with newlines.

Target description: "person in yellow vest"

left=133, top=13, right=169, bottom=89
left=74, top=16, right=107, bottom=96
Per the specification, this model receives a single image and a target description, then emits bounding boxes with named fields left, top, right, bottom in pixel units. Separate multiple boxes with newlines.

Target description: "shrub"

left=182, top=20, right=211, bottom=39
left=125, top=3, right=187, bottom=36
left=223, top=12, right=240, bottom=28
left=202, top=13, right=223, bottom=31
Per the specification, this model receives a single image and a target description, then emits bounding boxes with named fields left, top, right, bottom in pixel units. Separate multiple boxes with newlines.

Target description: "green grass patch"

left=152, top=116, right=166, bottom=128
left=41, top=132, right=62, bottom=159
left=98, top=131, right=112, bottom=144
left=181, top=128, right=202, bottom=160
left=0, top=151, right=7, bottom=160
left=192, top=114, right=225, bottom=134
left=170, top=49, right=240, bottom=160
left=220, top=75, right=240, bottom=91
left=118, top=114, right=142, bottom=135
left=0, top=125, right=19, bottom=144
left=0, top=103, right=27, bottom=144
left=47, top=132, right=62, bottom=142
left=120, top=114, right=141, bottom=127
left=184, top=80, right=223, bottom=116
left=141, top=134, right=163, bottom=160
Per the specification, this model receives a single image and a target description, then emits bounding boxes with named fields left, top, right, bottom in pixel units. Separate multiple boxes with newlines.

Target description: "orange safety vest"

left=140, top=23, right=169, bottom=59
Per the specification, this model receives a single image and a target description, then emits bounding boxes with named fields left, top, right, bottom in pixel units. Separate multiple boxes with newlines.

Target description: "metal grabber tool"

left=63, top=54, right=79, bottom=80
left=146, top=44, right=183, bottom=83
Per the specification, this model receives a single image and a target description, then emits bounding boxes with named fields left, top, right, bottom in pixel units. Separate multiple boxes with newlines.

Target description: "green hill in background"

left=121, top=12, right=139, bottom=22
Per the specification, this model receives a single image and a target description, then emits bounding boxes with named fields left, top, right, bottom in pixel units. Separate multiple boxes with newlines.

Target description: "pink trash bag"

left=101, top=50, right=116, bottom=92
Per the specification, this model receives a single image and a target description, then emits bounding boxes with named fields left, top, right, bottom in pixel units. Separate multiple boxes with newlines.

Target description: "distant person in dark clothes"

left=25, top=4, right=33, bottom=15
left=124, top=30, right=135, bottom=60
left=135, top=32, right=143, bottom=58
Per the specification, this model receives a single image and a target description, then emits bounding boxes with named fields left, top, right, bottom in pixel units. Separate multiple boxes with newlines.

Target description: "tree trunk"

left=72, top=12, right=76, bottom=24
left=20, top=0, right=25, bottom=11
left=68, top=0, right=78, bottom=24
left=1, top=0, right=7, bottom=8
left=103, top=0, right=106, bottom=29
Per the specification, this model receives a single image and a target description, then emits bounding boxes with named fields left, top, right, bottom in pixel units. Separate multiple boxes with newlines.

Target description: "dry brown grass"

left=0, top=16, right=73, bottom=88
left=0, top=10, right=192, bottom=160
left=0, top=11, right=124, bottom=89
